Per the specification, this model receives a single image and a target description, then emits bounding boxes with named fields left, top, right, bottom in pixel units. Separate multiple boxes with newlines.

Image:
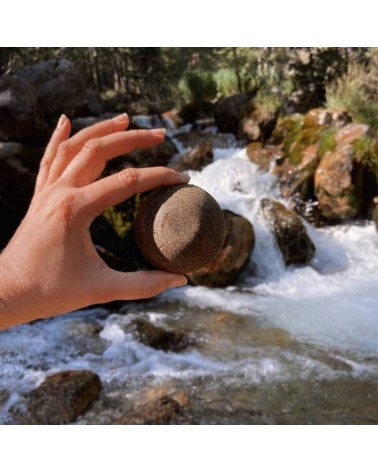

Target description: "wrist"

left=0, top=255, right=31, bottom=329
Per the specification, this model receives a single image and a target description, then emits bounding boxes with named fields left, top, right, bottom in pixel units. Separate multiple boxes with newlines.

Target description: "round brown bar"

left=134, top=184, right=226, bottom=274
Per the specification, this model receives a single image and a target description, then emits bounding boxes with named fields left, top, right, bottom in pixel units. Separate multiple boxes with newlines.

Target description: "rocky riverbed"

left=1, top=60, right=378, bottom=424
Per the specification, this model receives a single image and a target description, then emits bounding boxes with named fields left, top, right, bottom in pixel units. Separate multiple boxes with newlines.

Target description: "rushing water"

left=1, top=141, right=378, bottom=424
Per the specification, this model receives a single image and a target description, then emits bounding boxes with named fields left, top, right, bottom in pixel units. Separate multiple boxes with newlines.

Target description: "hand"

left=0, top=114, right=188, bottom=330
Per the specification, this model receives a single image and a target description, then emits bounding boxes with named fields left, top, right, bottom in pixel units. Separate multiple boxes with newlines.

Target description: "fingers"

left=60, top=128, right=166, bottom=187
left=82, top=166, right=190, bottom=218
left=34, top=115, right=71, bottom=193
left=46, top=113, right=129, bottom=185
left=97, top=269, right=187, bottom=303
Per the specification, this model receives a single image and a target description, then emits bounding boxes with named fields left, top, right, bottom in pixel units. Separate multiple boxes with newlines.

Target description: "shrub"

left=326, top=62, right=378, bottom=131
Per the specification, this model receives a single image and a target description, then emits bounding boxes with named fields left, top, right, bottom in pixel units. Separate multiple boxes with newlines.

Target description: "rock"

left=268, top=109, right=351, bottom=203
left=67, top=321, right=107, bottom=356
left=135, top=184, right=226, bottom=274
left=133, top=319, right=190, bottom=352
left=0, top=389, right=10, bottom=408
left=0, top=75, right=49, bottom=143
left=335, top=123, right=370, bottom=146
left=247, top=143, right=283, bottom=172
left=75, top=89, right=105, bottom=117
left=261, top=199, right=315, bottom=265
left=273, top=143, right=320, bottom=200
left=187, top=210, right=254, bottom=287
left=314, top=123, right=374, bottom=220
left=0, top=159, right=35, bottom=249
left=241, top=102, right=278, bottom=142
left=16, top=59, right=86, bottom=123
left=372, top=197, right=378, bottom=231
left=214, top=93, right=253, bottom=135
left=174, top=130, right=236, bottom=150
left=126, top=138, right=177, bottom=168
left=172, top=137, right=213, bottom=172
left=15, top=370, right=102, bottom=424
left=115, top=394, right=187, bottom=425
left=0, top=141, right=45, bottom=173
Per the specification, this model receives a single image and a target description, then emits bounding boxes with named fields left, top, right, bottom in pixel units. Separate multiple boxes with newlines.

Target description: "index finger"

left=81, top=166, right=190, bottom=219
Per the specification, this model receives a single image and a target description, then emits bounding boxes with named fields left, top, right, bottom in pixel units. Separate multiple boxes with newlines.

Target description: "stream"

left=1, top=138, right=378, bottom=424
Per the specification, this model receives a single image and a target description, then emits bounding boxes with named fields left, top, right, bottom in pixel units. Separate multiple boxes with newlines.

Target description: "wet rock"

left=16, top=59, right=86, bottom=123
left=133, top=319, right=191, bottom=352
left=67, top=321, right=107, bottom=356
left=135, top=184, right=226, bottom=274
left=172, top=137, right=213, bottom=172
left=261, top=199, right=315, bottom=265
left=14, top=370, right=102, bottom=424
left=187, top=210, right=254, bottom=287
left=273, top=143, right=320, bottom=200
left=241, top=102, right=278, bottom=142
left=214, top=93, right=253, bottom=135
left=372, top=197, right=378, bottom=231
left=0, top=75, right=49, bottom=143
left=314, top=123, right=375, bottom=220
left=0, top=389, right=10, bottom=408
left=247, top=143, right=283, bottom=172
left=115, top=393, right=188, bottom=425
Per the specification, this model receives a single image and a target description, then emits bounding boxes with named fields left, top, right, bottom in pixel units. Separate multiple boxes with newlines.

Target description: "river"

left=1, top=140, right=378, bottom=424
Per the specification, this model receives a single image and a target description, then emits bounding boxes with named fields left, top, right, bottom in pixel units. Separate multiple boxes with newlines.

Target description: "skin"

left=0, top=113, right=189, bottom=330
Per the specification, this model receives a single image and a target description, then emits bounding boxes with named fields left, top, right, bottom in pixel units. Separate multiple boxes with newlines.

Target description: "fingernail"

left=57, top=114, right=67, bottom=128
left=151, top=128, right=166, bottom=138
left=169, top=276, right=187, bottom=288
left=112, top=113, right=129, bottom=124
left=179, top=173, right=191, bottom=183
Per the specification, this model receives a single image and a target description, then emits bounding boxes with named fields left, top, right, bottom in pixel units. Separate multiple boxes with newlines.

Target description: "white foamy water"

left=1, top=145, right=378, bottom=423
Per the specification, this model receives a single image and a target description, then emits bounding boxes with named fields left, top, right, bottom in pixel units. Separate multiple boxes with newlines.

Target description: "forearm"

left=0, top=256, right=32, bottom=330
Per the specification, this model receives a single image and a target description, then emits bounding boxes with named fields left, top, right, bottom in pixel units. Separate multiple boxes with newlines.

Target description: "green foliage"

left=318, top=127, right=337, bottom=157
left=326, top=61, right=378, bottom=131
left=353, top=136, right=378, bottom=178
left=178, top=70, right=217, bottom=104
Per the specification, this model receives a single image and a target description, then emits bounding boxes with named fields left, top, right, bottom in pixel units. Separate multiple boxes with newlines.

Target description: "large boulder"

left=261, top=199, right=315, bottom=265
left=0, top=75, right=49, bottom=143
left=16, top=59, right=86, bottom=123
left=314, top=124, right=375, bottom=220
left=0, top=141, right=45, bottom=173
left=172, top=137, right=213, bottom=172
left=187, top=210, right=254, bottom=287
left=269, top=109, right=354, bottom=204
left=241, top=102, right=278, bottom=142
left=13, top=370, right=102, bottom=424
left=0, top=159, right=35, bottom=249
left=214, top=93, right=253, bottom=136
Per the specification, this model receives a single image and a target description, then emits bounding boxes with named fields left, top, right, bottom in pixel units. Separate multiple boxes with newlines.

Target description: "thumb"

left=98, top=269, right=187, bottom=302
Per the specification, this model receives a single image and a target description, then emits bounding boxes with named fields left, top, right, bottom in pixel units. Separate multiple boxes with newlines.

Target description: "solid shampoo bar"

left=135, top=184, right=226, bottom=274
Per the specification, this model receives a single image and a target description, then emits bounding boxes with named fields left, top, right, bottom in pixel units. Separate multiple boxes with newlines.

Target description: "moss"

left=283, top=123, right=324, bottom=165
left=318, top=127, right=337, bottom=157
left=271, top=114, right=303, bottom=145
left=353, top=136, right=378, bottom=178
left=103, top=194, right=143, bottom=238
